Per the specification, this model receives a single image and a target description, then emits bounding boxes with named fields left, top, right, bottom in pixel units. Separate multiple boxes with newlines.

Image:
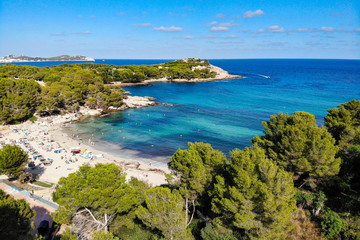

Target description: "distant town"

left=0, top=54, right=95, bottom=63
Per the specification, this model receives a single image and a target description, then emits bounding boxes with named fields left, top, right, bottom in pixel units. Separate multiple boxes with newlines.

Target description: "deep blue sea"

left=6, top=59, right=360, bottom=166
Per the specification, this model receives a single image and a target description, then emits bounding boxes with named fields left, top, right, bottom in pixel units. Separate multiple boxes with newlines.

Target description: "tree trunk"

left=104, top=213, right=108, bottom=233
left=185, top=197, right=188, bottom=225
left=186, top=200, right=196, bottom=227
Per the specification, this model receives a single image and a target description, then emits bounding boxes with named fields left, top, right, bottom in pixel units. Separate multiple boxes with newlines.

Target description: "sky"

left=0, top=0, right=359, bottom=59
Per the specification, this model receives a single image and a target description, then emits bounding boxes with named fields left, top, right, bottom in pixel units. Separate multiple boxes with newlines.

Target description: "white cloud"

left=201, top=35, right=217, bottom=38
left=257, top=41, right=286, bottom=47
left=296, top=28, right=317, bottom=32
left=255, top=28, right=265, bottom=34
left=219, top=21, right=240, bottom=27
left=210, top=26, right=230, bottom=32
left=132, top=23, right=153, bottom=27
left=204, top=21, right=218, bottom=27
left=321, top=26, right=335, bottom=32
left=226, top=35, right=239, bottom=39
left=215, top=13, right=226, bottom=18
left=153, top=26, right=183, bottom=32
left=184, top=36, right=194, bottom=39
left=267, top=25, right=285, bottom=33
left=243, top=9, right=265, bottom=18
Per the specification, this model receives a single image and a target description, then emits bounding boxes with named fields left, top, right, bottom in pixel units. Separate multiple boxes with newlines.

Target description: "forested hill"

left=0, top=58, right=216, bottom=124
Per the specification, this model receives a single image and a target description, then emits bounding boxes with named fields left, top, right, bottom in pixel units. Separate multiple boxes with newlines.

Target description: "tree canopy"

left=0, top=144, right=28, bottom=178
left=0, top=59, right=216, bottom=123
left=325, top=99, right=360, bottom=143
left=136, top=187, right=193, bottom=240
left=53, top=163, right=146, bottom=238
left=252, top=111, right=340, bottom=188
left=211, top=146, right=297, bottom=240
left=168, top=142, right=226, bottom=203
left=0, top=189, right=35, bottom=239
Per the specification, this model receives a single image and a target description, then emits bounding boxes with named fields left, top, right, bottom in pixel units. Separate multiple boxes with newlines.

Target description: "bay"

left=7, top=59, right=360, bottom=166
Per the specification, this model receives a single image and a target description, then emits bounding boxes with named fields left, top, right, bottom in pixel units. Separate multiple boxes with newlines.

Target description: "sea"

left=5, top=59, right=360, bottom=167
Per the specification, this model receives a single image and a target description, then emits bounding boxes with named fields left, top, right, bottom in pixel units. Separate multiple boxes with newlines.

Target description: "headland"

left=0, top=54, right=95, bottom=63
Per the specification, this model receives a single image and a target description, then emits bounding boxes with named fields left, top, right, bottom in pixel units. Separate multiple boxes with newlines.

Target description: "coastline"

left=0, top=62, right=240, bottom=188
left=105, top=64, right=243, bottom=87
left=0, top=97, right=169, bottom=188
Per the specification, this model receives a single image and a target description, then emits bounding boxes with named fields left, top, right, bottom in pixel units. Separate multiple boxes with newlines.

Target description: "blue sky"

left=0, top=0, right=359, bottom=59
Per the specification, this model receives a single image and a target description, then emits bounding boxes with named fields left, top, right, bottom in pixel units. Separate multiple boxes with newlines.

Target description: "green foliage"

left=0, top=189, right=35, bottom=239
left=18, top=172, right=35, bottom=183
left=211, top=146, right=297, bottom=240
left=200, top=222, right=238, bottom=240
left=29, top=116, right=37, bottom=122
left=136, top=187, right=193, bottom=240
left=0, top=144, right=28, bottom=177
left=341, top=216, right=360, bottom=240
left=53, top=163, right=145, bottom=228
left=168, top=142, right=226, bottom=204
left=32, top=180, right=53, bottom=188
left=111, top=221, right=158, bottom=240
left=0, top=78, right=41, bottom=123
left=252, top=111, right=340, bottom=188
left=60, top=228, right=78, bottom=240
left=91, top=230, right=119, bottom=240
left=323, top=100, right=360, bottom=217
left=321, top=208, right=342, bottom=239
left=325, top=100, right=360, bottom=192
left=0, top=59, right=216, bottom=123
left=325, top=99, right=360, bottom=143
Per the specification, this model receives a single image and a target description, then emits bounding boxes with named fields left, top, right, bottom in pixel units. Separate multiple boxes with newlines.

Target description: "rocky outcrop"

left=123, top=96, right=157, bottom=108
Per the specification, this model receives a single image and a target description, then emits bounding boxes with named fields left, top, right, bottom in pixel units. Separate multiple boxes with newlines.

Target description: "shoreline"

left=0, top=63, right=241, bottom=188
left=105, top=64, right=243, bottom=87
left=0, top=97, right=169, bottom=187
left=106, top=75, right=242, bottom=87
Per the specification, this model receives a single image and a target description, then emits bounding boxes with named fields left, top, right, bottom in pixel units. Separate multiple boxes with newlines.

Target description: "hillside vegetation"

left=0, top=59, right=214, bottom=123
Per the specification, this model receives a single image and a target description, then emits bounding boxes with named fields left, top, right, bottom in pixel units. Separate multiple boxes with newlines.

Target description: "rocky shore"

left=106, top=63, right=242, bottom=87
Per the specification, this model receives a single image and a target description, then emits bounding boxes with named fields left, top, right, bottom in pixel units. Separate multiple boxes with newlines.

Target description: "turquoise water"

left=67, top=59, right=360, bottom=166
left=8, top=59, right=360, bottom=166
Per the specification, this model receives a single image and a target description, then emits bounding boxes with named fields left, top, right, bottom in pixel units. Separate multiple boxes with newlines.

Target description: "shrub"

left=321, top=208, right=342, bottom=239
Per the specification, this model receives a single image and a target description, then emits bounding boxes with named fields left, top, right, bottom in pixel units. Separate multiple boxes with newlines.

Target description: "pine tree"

left=0, top=144, right=28, bottom=178
left=252, top=111, right=340, bottom=188
left=136, top=187, right=193, bottom=240
left=211, top=146, right=297, bottom=240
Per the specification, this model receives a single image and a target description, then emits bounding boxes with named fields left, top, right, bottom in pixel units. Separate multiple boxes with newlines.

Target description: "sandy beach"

left=0, top=96, right=169, bottom=188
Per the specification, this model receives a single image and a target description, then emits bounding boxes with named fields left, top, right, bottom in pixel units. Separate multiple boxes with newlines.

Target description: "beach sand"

left=0, top=104, right=170, bottom=188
